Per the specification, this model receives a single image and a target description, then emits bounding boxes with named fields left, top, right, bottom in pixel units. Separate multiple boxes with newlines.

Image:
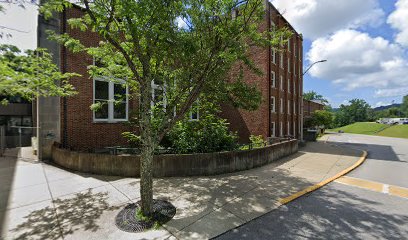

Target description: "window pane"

left=95, top=81, right=109, bottom=100
left=94, top=100, right=109, bottom=119
left=153, top=88, right=164, bottom=104
left=114, top=83, right=126, bottom=100
left=114, top=102, right=127, bottom=119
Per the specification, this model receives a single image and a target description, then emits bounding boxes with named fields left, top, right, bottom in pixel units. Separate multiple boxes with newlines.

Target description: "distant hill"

left=373, top=103, right=401, bottom=111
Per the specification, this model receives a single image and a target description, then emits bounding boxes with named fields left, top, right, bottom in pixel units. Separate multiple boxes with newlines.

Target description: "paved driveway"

left=216, top=134, right=408, bottom=240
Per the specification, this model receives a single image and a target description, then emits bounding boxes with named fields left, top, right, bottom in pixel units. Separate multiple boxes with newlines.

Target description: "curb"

left=279, top=147, right=368, bottom=205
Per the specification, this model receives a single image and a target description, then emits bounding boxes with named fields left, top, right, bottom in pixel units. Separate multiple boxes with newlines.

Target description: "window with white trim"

left=294, top=61, right=296, bottom=76
left=287, top=121, right=290, bottom=135
left=288, top=79, right=291, bottom=93
left=293, top=101, right=296, bottom=114
left=293, top=120, right=296, bottom=136
left=270, top=21, right=277, bottom=64
left=271, top=96, right=276, bottom=113
left=151, top=80, right=166, bottom=108
left=271, top=71, right=276, bottom=88
left=288, top=38, right=291, bottom=52
left=93, top=79, right=128, bottom=122
left=189, top=101, right=199, bottom=121
left=294, top=81, right=296, bottom=95
left=271, top=122, right=276, bottom=137
left=271, top=49, right=276, bottom=64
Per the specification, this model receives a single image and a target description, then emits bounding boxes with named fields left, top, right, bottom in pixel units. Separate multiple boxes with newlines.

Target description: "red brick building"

left=221, top=3, right=303, bottom=142
left=303, top=100, right=325, bottom=118
left=36, top=2, right=303, bottom=155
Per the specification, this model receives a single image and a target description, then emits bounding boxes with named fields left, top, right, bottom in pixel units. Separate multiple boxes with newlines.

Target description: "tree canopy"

left=40, top=0, right=290, bottom=216
left=303, top=91, right=329, bottom=104
left=0, top=44, right=78, bottom=103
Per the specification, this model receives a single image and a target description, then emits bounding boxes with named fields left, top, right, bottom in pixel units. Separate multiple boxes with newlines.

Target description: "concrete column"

left=37, top=12, right=61, bottom=160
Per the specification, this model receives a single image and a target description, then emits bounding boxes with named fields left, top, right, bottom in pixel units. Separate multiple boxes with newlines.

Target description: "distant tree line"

left=333, top=95, right=408, bottom=128
left=303, top=92, right=408, bottom=129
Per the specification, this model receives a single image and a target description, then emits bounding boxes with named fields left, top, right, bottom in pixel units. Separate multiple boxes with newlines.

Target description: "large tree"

left=303, top=90, right=329, bottom=104
left=335, top=99, right=371, bottom=127
left=41, top=0, right=289, bottom=216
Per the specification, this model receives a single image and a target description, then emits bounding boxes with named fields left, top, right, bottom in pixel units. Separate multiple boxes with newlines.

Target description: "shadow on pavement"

left=215, top=183, right=408, bottom=240
left=11, top=189, right=119, bottom=240
left=0, top=156, right=18, bottom=237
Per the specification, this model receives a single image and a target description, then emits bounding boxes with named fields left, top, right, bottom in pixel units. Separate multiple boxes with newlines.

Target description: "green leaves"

left=39, top=0, right=291, bottom=140
left=0, top=44, right=79, bottom=102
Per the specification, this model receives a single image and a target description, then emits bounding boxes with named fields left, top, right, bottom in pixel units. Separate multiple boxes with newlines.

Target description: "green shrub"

left=162, top=114, right=238, bottom=154
left=249, top=135, right=266, bottom=148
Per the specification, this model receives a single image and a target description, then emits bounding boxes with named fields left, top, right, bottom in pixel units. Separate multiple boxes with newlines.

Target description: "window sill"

left=93, top=120, right=128, bottom=124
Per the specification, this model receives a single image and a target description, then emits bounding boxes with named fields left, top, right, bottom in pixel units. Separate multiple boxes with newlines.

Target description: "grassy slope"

left=330, top=122, right=408, bottom=139
left=376, top=125, right=408, bottom=139
left=330, top=122, right=388, bottom=135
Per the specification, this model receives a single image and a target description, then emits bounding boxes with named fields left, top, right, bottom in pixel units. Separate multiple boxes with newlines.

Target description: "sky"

left=1, top=0, right=408, bottom=108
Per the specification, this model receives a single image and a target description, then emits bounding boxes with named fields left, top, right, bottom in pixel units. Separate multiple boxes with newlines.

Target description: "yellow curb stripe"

left=334, top=176, right=383, bottom=193
left=389, top=186, right=408, bottom=199
left=279, top=150, right=367, bottom=205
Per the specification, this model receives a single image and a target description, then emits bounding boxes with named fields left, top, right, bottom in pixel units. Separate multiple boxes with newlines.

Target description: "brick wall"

left=60, top=2, right=304, bottom=149
left=61, top=6, right=137, bottom=151
left=221, top=2, right=304, bottom=142
left=303, top=100, right=325, bottom=118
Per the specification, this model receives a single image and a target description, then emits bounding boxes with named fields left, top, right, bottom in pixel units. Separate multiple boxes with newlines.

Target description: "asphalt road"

left=215, top=134, right=408, bottom=240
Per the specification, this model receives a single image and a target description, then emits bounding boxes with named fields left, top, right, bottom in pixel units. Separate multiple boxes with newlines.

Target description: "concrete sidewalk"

left=0, top=141, right=362, bottom=240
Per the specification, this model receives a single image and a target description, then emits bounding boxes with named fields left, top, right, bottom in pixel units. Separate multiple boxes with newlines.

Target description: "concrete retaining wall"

left=51, top=139, right=298, bottom=177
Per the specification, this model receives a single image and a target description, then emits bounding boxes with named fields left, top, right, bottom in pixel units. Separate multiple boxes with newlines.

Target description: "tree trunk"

left=139, top=80, right=154, bottom=216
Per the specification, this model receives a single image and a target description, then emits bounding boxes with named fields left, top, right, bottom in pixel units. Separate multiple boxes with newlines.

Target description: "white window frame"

left=280, top=53, right=284, bottom=69
left=287, top=121, right=290, bottom=135
left=280, top=98, right=284, bottom=113
left=271, top=96, right=276, bottom=113
left=271, top=122, right=276, bottom=137
left=288, top=38, right=291, bottom=52
left=288, top=79, right=291, bottom=93
left=293, top=101, right=296, bottom=114
left=271, top=71, right=276, bottom=88
left=93, top=77, right=129, bottom=122
left=271, top=49, right=276, bottom=64
left=189, top=100, right=200, bottom=121
left=151, top=80, right=167, bottom=109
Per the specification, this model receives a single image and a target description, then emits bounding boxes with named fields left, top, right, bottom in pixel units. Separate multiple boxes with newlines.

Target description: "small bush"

left=249, top=135, right=266, bottom=148
left=162, top=114, right=238, bottom=154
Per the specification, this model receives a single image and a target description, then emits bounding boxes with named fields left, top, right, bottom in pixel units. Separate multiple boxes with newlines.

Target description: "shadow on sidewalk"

left=0, top=155, right=18, bottom=238
left=10, top=189, right=119, bottom=240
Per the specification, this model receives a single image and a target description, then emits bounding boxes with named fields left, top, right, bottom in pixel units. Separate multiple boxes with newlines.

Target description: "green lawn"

left=330, top=122, right=388, bottom=135
left=329, top=122, right=408, bottom=139
left=376, top=125, right=408, bottom=139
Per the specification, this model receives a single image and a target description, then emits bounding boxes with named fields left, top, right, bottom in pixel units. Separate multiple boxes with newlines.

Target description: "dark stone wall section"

left=52, top=140, right=298, bottom=177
